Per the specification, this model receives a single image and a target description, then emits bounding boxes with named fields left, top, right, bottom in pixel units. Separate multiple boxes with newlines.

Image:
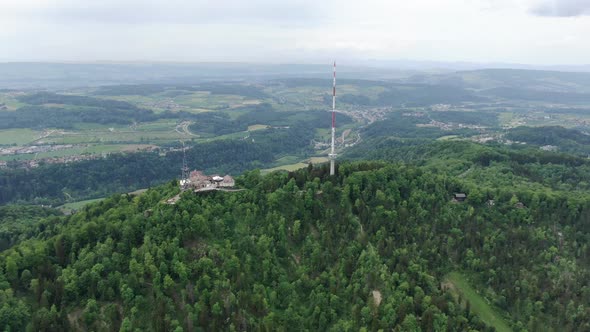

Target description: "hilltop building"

left=220, top=175, right=235, bottom=187
left=182, top=170, right=235, bottom=190
left=453, top=193, right=467, bottom=202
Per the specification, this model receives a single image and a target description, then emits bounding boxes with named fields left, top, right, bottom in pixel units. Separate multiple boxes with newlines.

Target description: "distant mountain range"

left=0, top=62, right=412, bottom=89
left=354, top=59, right=590, bottom=73
left=405, top=68, right=590, bottom=93
left=2, top=61, right=590, bottom=89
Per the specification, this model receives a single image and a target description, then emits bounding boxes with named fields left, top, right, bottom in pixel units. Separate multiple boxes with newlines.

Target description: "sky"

left=1, top=0, right=590, bottom=65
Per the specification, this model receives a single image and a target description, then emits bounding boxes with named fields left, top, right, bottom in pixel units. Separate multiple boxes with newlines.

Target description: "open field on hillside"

left=57, top=197, right=104, bottom=213
left=261, top=156, right=330, bottom=174
left=248, top=124, right=269, bottom=131
left=262, top=162, right=308, bottom=174
left=436, top=135, right=460, bottom=141
left=444, top=272, right=512, bottom=332
left=57, top=187, right=147, bottom=213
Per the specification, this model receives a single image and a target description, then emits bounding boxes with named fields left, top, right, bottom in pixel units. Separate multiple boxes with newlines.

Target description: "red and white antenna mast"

left=329, top=61, right=337, bottom=176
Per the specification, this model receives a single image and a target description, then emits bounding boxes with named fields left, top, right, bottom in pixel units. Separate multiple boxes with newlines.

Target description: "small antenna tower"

left=329, top=61, right=337, bottom=176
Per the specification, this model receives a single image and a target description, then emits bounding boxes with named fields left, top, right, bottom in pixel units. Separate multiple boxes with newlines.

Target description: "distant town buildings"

left=540, top=145, right=558, bottom=152
left=0, top=144, right=160, bottom=170
left=0, top=144, right=76, bottom=156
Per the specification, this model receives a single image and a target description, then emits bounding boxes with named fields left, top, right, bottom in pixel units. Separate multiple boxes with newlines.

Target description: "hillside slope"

left=1, top=157, right=590, bottom=331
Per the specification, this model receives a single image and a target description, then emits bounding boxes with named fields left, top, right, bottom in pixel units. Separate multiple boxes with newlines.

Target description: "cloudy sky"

left=1, top=0, right=589, bottom=65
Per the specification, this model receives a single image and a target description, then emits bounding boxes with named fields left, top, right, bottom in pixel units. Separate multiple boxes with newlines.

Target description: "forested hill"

left=346, top=139, right=590, bottom=193
left=1, top=161, right=590, bottom=331
left=506, top=126, right=590, bottom=156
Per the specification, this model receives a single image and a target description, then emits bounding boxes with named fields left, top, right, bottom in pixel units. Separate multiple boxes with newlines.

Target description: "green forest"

left=1, top=150, right=590, bottom=330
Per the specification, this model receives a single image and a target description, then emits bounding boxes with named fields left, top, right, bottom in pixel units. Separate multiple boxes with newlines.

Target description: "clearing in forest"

left=247, top=124, right=269, bottom=131
left=261, top=156, right=330, bottom=174
left=58, top=198, right=104, bottom=214
left=444, top=272, right=512, bottom=332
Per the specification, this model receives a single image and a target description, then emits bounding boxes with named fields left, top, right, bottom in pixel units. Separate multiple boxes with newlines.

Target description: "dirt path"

left=372, top=290, right=382, bottom=306
left=31, top=129, right=58, bottom=144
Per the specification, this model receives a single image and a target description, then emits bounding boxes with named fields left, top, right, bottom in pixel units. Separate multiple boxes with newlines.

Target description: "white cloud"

left=0, top=0, right=321, bottom=25
left=0, top=0, right=589, bottom=65
left=530, top=0, right=590, bottom=17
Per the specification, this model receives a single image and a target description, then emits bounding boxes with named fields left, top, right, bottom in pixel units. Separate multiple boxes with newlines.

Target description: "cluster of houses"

left=0, top=144, right=76, bottom=156
left=0, top=154, right=100, bottom=170
left=180, top=170, right=235, bottom=191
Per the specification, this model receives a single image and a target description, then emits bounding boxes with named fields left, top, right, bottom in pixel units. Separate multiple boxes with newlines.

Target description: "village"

left=0, top=144, right=77, bottom=156
left=0, top=154, right=99, bottom=170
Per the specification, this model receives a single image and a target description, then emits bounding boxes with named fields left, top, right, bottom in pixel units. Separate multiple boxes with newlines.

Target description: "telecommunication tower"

left=329, top=61, right=337, bottom=176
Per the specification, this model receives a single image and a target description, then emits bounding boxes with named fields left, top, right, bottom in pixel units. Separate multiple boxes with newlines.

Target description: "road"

left=175, top=121, right=198, bottom=136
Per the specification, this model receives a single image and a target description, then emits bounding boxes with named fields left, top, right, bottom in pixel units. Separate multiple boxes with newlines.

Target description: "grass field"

left=128, top=188, right=148, bottom=196
left=173, top=92, right=260, bottom=110
left=58, top=188, right=148, bottom=212
left=444, top=272, right=512, bottom=332
left=437, top=135, right=460, bottom=141
left=248, top=124, right=269, bottom=131
left=315, top=128, right=331, bottom=140
left=201, top=131, right=250, bottom=142
left=261, top=156, right=330, bottom=174
left=100, top=93, right=236, bottom=114
left=0, top=93, right=25, bottom=111
left=262, top=162, right=308, bottom=174
left=41, top=121, right=192, bottom=145
left=308, top=156, right=329, bottom=164
left=58, top=198, right=104, bottom=213
left=0, top=129, right=42, bottom=145
left=26, top=107, right=338, bottom=147
left=274, top=155, right=301, bottom=164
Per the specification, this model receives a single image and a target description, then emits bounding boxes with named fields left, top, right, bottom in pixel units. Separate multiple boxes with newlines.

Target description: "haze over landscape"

left=2, top=1, right=590, bottom=331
